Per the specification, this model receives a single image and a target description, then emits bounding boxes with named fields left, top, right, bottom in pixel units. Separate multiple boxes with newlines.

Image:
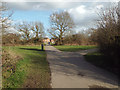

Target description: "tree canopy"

left=49, top=11, right=74, bottom=45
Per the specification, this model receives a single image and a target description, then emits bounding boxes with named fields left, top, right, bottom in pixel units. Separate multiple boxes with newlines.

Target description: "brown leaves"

left=2, top=49, right=22, bottom=79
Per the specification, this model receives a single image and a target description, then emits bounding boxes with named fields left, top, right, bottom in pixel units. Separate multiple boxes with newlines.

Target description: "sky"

left=3, top=1, right=119, bottom=37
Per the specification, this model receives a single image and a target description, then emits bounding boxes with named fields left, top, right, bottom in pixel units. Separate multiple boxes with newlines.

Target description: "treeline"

left=2, top=21, right=45, bottom=45
left=48, top=10, right=96, bottom=45
left=1, top=2, right=45, bottom=46
left=63, top=30, right=96, bottom=45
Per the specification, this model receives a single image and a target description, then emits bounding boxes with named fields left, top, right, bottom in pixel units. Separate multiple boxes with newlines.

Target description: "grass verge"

left=54, top=45, right=97, bottom=52
left=2, top=46, right=51, bottom=88
left=84, top=52, right=117, bottom=75
left=84, top=52, right=106, bottom=67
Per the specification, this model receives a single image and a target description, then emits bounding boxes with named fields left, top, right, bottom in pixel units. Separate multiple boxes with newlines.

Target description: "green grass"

left=2, top=46, right=51, bottom=88
left=54, top=45, right=97, bottom=52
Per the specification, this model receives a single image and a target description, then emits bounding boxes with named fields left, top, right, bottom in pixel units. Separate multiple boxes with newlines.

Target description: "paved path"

left=77, top=48, right=99, bottom=55
left=45, top=46, right=118, bottom=88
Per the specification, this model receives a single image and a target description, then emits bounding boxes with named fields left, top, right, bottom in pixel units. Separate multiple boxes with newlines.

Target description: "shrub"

left=94, top=4, right=120, bottom=70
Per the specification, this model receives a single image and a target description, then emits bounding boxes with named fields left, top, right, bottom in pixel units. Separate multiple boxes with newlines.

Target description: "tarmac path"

left=45, top=46, right=118, bottom=88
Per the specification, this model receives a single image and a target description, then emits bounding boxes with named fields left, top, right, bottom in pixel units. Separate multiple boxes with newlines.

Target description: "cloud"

left=7, top=2, right=115, bottom=11
left=6, top=2, right=118, bottom=33
left=66, top=3, right=110, bottom=32
left=67, top=5, right=97, bottom=29
left=68, top=5, right=88, bottom=20
left=96, top=5, right=104, bottom=9
left=76, top=5, right=86, bottom=14
left=7, top=2, right=85, bottom=11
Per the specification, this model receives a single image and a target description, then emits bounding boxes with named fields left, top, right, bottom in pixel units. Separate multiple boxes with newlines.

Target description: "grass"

left=2, top=46, right=51, bottom=88
left=84, top=52, right=106, bottom=68
left=54, top=45, right=97, bottom=52
left=84, top=52, right=117, bottom=74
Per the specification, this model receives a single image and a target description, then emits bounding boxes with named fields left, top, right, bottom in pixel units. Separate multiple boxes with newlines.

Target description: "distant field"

left=2, top=46, right=51, bottom=88
left=54, top=45, right=97, bottom=52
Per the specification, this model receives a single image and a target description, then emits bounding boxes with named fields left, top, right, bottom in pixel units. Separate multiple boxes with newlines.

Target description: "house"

left=43, top=37, right=50, bottom=44
left=50, top=38, right=55, bottom=44
left=43, top=37, right=55, bottom=44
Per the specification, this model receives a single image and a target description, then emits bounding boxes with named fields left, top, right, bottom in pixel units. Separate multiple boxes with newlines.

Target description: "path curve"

left=45, top=46, right=118, bottom=88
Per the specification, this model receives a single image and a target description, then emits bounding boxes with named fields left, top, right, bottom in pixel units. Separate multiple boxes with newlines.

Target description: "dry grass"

left=2, top=48, right=22, bottom=79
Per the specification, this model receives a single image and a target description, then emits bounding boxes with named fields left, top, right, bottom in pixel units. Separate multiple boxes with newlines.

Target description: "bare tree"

left=17, top=21, right=32, bottom=41
left=17, top=21, right=45, bottom=44
left=0, top=2, right=13, bottom=35
left=93, top=3, right=120, bottom=69
left=96, top=4, right=120, bottom=48
left=49, top=11, right=74, bottom=45
left=0, top=2, right=13, bottom=46
left=31, top=21, right=44, bottom=39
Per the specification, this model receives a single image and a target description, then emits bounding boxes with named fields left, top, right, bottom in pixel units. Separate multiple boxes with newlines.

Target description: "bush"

left=94, top=4, right=120, bottom=70
left=63, top=30, right=96, bottom=45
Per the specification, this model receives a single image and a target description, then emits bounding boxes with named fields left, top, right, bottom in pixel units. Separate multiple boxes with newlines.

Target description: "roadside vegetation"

left=2, top=46, right=51, bottom=88
left=84, top=52, right=118, bottom=75
left=54, top=45, right=97, bottom=52
left=89, top=4, right=120, bottom=74
left=2, top=48, right=23, bottom=88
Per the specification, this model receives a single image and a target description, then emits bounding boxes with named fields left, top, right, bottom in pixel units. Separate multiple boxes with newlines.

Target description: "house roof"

left=43, top=37, right=49, bottom=39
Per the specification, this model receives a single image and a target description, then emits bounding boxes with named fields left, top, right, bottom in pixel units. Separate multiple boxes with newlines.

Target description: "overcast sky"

left=4, top=1, right=119, bottom=37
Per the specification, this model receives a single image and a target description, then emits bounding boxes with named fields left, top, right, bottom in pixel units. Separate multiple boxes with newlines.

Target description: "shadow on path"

left=20, top=48, right=44, bottom=51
